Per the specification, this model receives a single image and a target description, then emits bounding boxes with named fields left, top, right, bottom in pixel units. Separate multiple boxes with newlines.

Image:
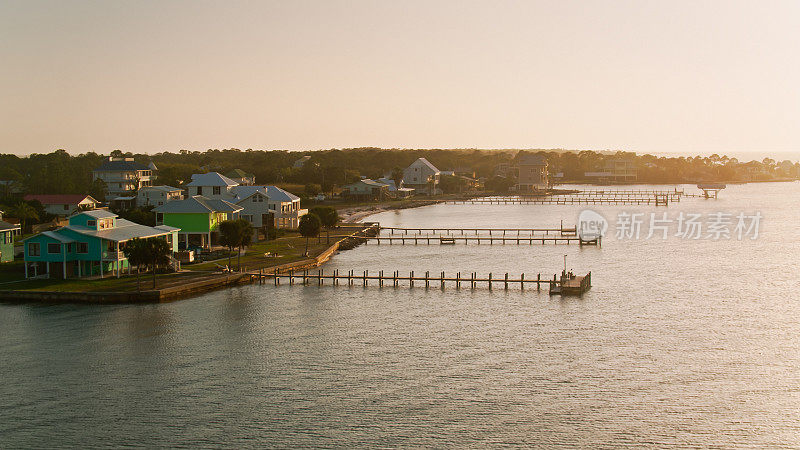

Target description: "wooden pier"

left=447, top=196, right=671, bottom=206
left=549, top=271, right=592, bottom=296
left=248, top=268, right=592, bottom=294
left=379, top=225, right=577, bottom=236
left=361, top=235, right=600, bottom=246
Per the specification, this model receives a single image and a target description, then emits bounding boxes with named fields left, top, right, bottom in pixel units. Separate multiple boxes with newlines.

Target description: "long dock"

left=248, top=268, right=591, bottom=294
left=361, top=235, right=600, bottom=246
left=446, top=195, right=671, bottom=206
left=379, top=225, right=577, bottom=236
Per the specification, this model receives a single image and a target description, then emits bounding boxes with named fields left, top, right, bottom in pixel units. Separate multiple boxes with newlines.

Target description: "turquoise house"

left=154, top=195, right=242, bottom=249
left=23, top=210, right=180, bottom=279
left=0, top=220, right=21, bottom=262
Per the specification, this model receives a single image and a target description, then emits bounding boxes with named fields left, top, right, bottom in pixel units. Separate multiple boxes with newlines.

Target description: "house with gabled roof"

left=23, top=194, right=100, bottom=217
left=230, top=185, right=305, bottom=229
left=403, top=158, right=440, bottom=195
left=185, top=172, right=239, bottom=199
left=343, top=179, right=390, bottom=200
left=22, top=210, right=179, bottom=279
left=92, top=157, right=156, bottom=200
left=137, top=185, right=184, bottom=208
left=154, top=195, right=243, bottom=249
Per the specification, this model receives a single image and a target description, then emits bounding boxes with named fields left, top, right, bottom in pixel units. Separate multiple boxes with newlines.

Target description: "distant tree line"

left=0, top=148, right=796, bottom=202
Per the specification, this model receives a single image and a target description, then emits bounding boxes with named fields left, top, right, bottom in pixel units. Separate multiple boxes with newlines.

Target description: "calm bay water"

left=2, top=183, right=799, bottom=447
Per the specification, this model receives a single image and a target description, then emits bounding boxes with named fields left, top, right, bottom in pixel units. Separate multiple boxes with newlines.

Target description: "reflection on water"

left=1, top=183, right=799, bottom=447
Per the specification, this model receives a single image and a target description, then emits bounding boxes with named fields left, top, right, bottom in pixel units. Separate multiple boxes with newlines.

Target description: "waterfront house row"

left=23, top=210, right=179, bottom=279
left=183, top=172, right=306, bottom=229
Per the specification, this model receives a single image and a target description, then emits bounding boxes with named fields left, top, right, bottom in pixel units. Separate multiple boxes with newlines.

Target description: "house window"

left=47, top=243, right=61, bottom=254
left=28, top=242, right=40, bottom=256
left=63, top=204, right=69, bottom=210
left=158, top=201, right=163, bottom=206
left=87, top=220, right=96, bottom=227
left=156, top=213, right=163, bottom=223
left=197, top=186, right=203, bottom=195
left=242, top=215, right=253, bottom=222
left=77, top=242, right=88, bottom=254
left=252, top=196, right=258, bottom=202
left=213, top=186, right=221, bottom=195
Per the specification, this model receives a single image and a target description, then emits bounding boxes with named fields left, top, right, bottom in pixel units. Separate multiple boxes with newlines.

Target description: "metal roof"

left=518, top=154, right=548, bottom=165
left=186, top=172, right=239, bottom=187
left=264, top=186, right=299, bottom=202
left=22, top=230, right=75, bottom=243
left=0, top=220, right=19, bottom=232
left=154, top=195, right=243, bottom=214
left=72, top=209, right=117, bottom=219
left=140, top=185, right=182, bottom=193
left=66, top=218, right=177, bottom=242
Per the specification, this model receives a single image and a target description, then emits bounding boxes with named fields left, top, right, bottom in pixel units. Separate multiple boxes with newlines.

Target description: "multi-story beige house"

left=603, top=157, right=638, bottom=182
left=92, top=157, right=156, bottom=200
left=515, top=154, right=549, bottom=192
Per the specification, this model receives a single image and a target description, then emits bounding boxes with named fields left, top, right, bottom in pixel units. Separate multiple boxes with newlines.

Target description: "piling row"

left=250, top=269, right=564, bottom=291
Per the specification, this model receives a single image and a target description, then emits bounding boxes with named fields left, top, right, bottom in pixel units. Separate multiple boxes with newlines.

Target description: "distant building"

left=515, top=154, right=549, bottom=192
left=92, top=157, right=156, bottom=200
left=24, top=194, right=100, bottom=217
left=293, top=155, right=312, bottom=168
left=342, top=179, right=390, bottom=200
left=376, top=177, right=415, bottom=198
left=225, top=169, right=256, bottom=186
left=603, top=157, right=638, bottom=182
left=137, top=186, right=184, bottom=208
left=22, top=209, right=179, bottom=279
left=402, top=158, right=440, bottom=195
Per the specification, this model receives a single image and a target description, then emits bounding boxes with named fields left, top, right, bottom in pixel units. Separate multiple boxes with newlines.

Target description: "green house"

left=154, top=195, right=243, bottom=249
left=23, top=210, right=180, bottom=279
left=0, top=220, right=21, bottom=262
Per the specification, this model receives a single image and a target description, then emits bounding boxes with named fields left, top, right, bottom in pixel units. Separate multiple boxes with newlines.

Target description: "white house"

left=402, top=158, right=440, bottom=195
left=92, top=157, right=156, bottom=200
left=231, top=185, right=305, bottom=229
left=185, top=172, right=239, bottom=199
left=23, top=194, right=100, bottom=217
left=137, top=185, right=184, bottom=208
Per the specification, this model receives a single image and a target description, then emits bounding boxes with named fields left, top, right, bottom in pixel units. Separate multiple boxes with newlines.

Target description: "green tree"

left=10, top=202, right=39, bottom=233
left=122, top=237, right=171, bottom=289
left=146, top=238, right=171, bottom=289
left=234, top=218, right=253, bottom=271
left=88, top=179, right=108, bottom=202
left=218, top=220, right=239, bottom=270
left=298, top=213, right=321, bottom=255
left=308, top=206, right=339, bottom=243
left=122, top=238, right=149, bottom=291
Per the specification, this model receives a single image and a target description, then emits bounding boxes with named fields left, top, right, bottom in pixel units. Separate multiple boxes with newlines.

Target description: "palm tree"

left=11, top=202, right=38, bottom=234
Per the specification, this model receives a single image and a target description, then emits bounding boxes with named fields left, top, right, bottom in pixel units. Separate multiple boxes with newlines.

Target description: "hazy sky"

left=1, top=0, right=798, bottom=156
